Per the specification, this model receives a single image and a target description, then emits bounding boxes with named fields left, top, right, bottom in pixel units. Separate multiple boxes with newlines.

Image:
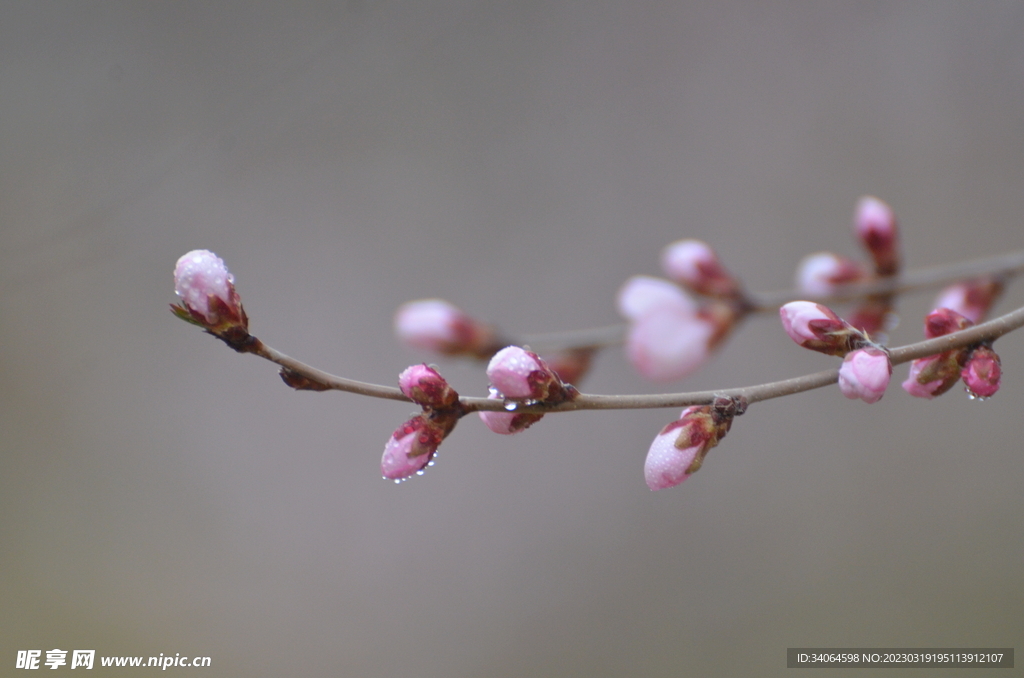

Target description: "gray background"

left=2, top=2, right=1022, bottom=676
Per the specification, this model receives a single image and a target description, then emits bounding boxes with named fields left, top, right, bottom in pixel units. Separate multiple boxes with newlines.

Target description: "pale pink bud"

left=933, top=278, right=1003, bottom=324
left=644, top=403, right=735, bottom=491
left=478, top=391, right=543, bottom=434
left=380, top=415, right=443, bottom=481
left=616, top=275, right=695, bottom=321
left=394, top=299, right=492, bottom=357
left=398, top=364, right=458, bottom=409
left=487, top=346, right=564, bottom=401
left=779, top=301, right=861, bottom=356
left=625, top=306, right=715, bottom=382
left=854, top=196, right=899, bottom=275
left=660, top=239, right=741, bottom=298
left=795, top=252, right=866, bottom=296
left=838, top=348, right=892, bottom=403
left=962, top=346, right=1001, bottom=398
left=172, top=249, right=249, bottom=342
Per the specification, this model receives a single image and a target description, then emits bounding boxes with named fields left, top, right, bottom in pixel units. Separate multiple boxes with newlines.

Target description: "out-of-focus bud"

left=394, top=299, right=495, bottom=358
left=625, top=306, right=717, bottom=382
left=838, top=348, right=892, bottom=403
left=660, top=239, right=742, bottom=299
left=779, top=301, right=864, bottom=356
left=795, top=252, right=867, bottom=297
left=398, top=364, right=459, bottom=409
left=486, top=346, right=571, bottom=403
left=901, top=308, right=975, bottom=399
left=616, top=275, right=696, bottom=321
left=644, top=398, right=741, bottom=491
left=962, top=345, right=1001, bottom=399
left=478, top=391, right=544, bottom=435
left=933, top=278, right=1003, bottom=324
left=854, top=196, right=900, bottom=276
left=924, top=307, right=973, bottom=338
left=172, top=250, right=250, bottom=345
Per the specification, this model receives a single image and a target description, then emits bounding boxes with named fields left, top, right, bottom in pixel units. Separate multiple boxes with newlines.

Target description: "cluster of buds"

left=902, top=308, right=1002, bottom=399
left=617, top=240, right=745, bottom=382
left=479, top=346, right=577, bottom=434
left=780, top=301, right=893, bottom=403
left=171, top=250, right=251, bottom=350
left=794, top=197, right=901, bottom=337
left=644, top=396, right=745, bottom=490
left=381, top=364, right=464, bottom=481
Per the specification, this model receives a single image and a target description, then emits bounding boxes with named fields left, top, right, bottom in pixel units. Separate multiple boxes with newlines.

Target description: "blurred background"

left=2, top=2, right=1022, bottom=676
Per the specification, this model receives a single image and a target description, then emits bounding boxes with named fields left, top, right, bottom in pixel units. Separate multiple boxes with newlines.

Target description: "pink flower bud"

left=901, top=352, right=968, bottom=399
left=962, top=345, right=1001, bottom=399
left=901, top=356, right=949, bottom=399
left=933, top=278, right=1003, bottom=324
left=398, top=364, right=459, bottom=409
left=795, top=252, right=866, bottom=296
left=394, top=299, right=493, bottom=357
left=924, top=307, right=973, bottom=338
left=478, top=391, right=543, bottom=434
left=172, top=249, right=249, bottom=343
left=854, top=196, right=900, bottom=276
left=660, top=239, right=742, bottom=298
left=616, top=276, right=695, bottom=321
left=779, top=301, right=862, bottom=356
left=486, top=346, right=566, bottom=402
left=625, top=306, right=715, bottom=382
left=380, top=415, right=444, bottom=481
left=644, top=403, right=736, bottom=491
left=838, top=348, right=892, bottom=403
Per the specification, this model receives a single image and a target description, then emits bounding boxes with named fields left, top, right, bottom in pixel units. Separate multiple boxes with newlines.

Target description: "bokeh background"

left=2, top=2, right=1023, bottom=676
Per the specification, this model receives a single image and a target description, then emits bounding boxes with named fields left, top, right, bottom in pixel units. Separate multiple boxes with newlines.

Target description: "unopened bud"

left=486, top=346, right=572, bottom=403
left=795, top=252, right=867, bottom=296
left=398, top=364, right=459, bottom=409
left=478, top=391, right=544, bottom=435
left=962, top=345, right=1001, bottom=399
left=854, top=196, right=900, bottom=276
left=838, top=348, right=892, bottom=403
left=933, top=278, right=1003, bottom=324
left=779, top=301, right=864, bottom=356
left=616, top=275, right=696, bottom=321
left=172, top=250, right=250, bottom=346
left=394, top=299, right=494, bottom=358
left=660, top=239, right=742, bottom=298
left=644, top=403, right=736, bottom=490
left=380, top=415, right=444, bottom=481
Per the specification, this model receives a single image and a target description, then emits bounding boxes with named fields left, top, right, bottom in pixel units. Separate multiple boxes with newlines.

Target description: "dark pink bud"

left=838, top=348, right=892, bottom=404
left=854, top=196, right=900, bottom=276
left=962, top=346, right=1001, bottom=399
left=660, top=239, right=742, bottom=298
left=398, top=364, right=459, bottom=409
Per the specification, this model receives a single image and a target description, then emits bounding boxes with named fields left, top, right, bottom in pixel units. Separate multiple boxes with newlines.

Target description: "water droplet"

left=488, top=386, right=500, bottom=398
left=504, top=401, right=518, bottom=411
left=416, top=469, right=425, bottom=476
